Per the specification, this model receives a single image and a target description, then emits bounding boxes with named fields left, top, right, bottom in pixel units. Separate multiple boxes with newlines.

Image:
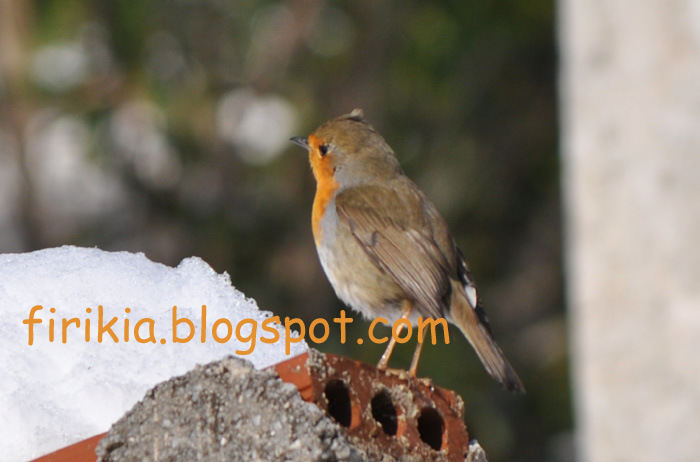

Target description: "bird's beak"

left=289, top=136, right=309, bottom=149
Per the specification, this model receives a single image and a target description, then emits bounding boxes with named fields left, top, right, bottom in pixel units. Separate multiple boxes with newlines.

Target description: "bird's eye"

left=319, top=144, right=329, bottom=156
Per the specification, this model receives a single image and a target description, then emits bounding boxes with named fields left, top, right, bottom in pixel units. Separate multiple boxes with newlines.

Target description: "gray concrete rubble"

left=96, top=356, right=365, bottom=461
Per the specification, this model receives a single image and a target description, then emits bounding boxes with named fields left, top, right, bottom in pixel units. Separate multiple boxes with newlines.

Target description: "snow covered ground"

left=0, top=246, right=308, bottom=461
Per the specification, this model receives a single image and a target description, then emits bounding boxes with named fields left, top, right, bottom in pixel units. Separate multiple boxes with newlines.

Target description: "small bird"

left=290, top=109, right=524, bottom=393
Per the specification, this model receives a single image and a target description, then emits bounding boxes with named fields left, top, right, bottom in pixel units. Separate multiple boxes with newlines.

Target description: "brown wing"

left=335, top=183, right=454, bottom=319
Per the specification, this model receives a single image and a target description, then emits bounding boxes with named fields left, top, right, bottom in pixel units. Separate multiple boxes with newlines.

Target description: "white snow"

left=0, top=246, right=308, bottom=461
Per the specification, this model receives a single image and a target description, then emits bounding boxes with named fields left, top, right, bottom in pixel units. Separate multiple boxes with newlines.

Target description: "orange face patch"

left=308, top=134, right=339, bottom=246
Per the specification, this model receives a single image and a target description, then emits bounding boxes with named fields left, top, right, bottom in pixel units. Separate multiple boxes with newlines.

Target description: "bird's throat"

left=308, top=134, right=339, bottom=246
left=311, top=169, right=338, bottom=247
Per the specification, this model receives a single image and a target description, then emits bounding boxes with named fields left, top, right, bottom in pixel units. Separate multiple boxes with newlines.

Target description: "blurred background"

left=0, top=1, right=565, bottom=460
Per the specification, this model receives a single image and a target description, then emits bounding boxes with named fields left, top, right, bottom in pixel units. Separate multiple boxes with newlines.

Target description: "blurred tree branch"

left=0, top=0, right=39, bottom=248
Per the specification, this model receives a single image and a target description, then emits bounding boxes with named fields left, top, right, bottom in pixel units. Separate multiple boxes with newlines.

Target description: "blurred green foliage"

left=0, top=0, right=568, bottom=460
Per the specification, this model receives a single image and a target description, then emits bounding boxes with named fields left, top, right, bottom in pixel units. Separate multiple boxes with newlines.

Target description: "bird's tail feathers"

left=450, top=282, right=525, bottom=393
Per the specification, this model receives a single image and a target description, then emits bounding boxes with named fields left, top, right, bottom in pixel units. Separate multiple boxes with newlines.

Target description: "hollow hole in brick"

left=324, top=379, right=352, bottom=427
left=370, top=389, right=398, bottom=435
left=417, top=407, right=444, bottom=450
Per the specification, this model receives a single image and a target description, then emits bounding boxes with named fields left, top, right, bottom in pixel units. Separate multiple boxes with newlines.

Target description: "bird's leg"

left=377, top=300, right=412, bottom=370
left=408, top=324, right=427, bottom=377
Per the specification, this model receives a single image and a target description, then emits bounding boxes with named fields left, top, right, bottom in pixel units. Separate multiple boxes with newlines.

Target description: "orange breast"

left=309, top=134, right=339, bottom=246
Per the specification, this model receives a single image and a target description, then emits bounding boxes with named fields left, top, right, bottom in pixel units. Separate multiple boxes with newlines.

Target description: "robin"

left=290, top=109, right=524, bottom=393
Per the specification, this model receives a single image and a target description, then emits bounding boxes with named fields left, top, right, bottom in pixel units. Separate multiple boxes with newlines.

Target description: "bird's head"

left=290, top=109, right=402, bottom=188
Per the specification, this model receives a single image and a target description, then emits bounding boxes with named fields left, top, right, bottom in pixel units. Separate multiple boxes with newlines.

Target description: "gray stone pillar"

left=560, top=1, right=700, bottom=460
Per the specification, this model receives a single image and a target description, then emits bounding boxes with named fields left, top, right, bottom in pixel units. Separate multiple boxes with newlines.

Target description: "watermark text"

left=22, top=305, right=450, bottom=355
